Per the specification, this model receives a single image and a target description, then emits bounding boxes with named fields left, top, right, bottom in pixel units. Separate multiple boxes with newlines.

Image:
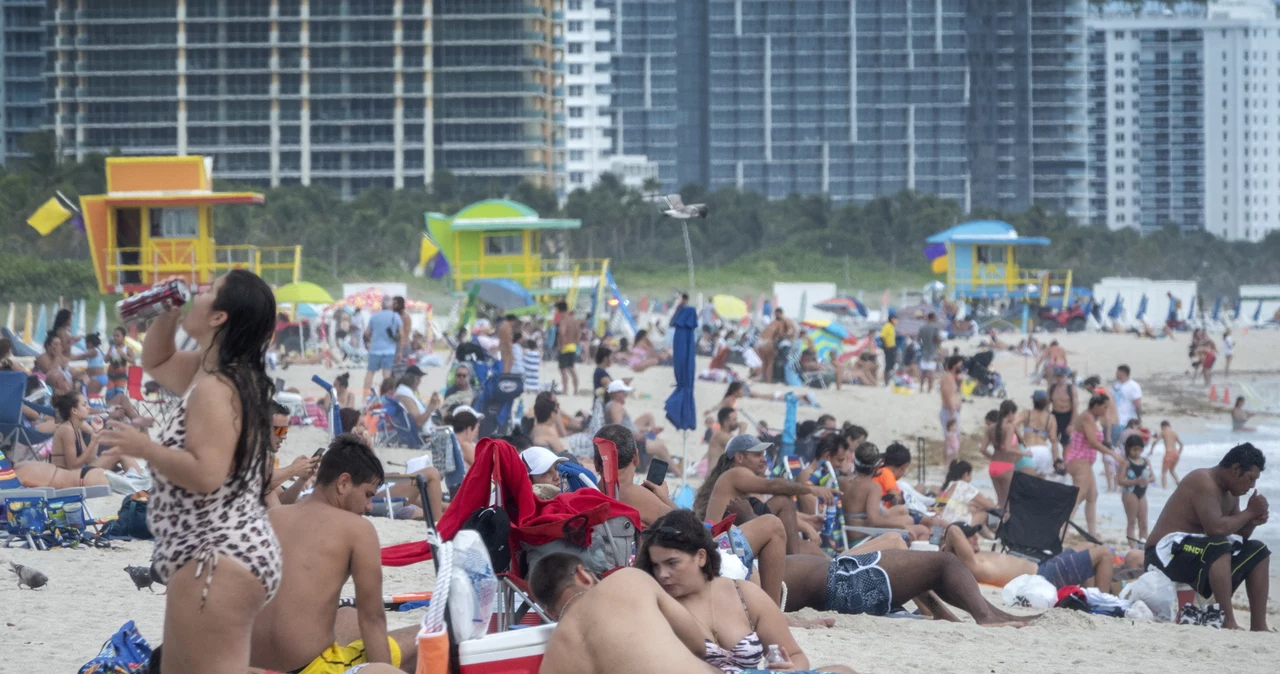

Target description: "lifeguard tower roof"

left=926, top=220, right=1050, bottom=246
left=443, top=199, right=581, bottom=232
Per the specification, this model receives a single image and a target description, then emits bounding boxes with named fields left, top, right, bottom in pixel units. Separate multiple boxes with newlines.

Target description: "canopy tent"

left=331, top=287, right=429, bottom=312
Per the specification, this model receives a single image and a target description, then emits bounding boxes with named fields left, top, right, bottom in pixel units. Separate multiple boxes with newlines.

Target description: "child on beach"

left=1148, top=420, right=1183, bottom=488
left=1118, top=434, right=1154, bottom=544
left=944, top=417, right=960, bottom=464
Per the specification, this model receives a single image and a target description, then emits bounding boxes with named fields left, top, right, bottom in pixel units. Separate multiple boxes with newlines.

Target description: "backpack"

left=461, top=506, right=511, bottom=574
left=108, top=493, right=152, bottom=540
left=521, top=514, right=637, bottom=577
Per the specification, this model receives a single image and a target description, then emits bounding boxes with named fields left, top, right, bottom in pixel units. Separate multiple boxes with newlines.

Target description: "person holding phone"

left=522, top=445, right=567, bottom=500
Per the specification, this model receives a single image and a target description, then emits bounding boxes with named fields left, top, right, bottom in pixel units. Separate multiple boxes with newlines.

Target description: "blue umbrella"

left=1210, top=296, right=1222, bottom=322
left=1253, top=300, right=1263, bottom=323
left=465, top=278, right=534, bottom=312
left=780, top=392, right=798, bottom=458
left=1107, top=293, right=1123, bottom=319
left=664, top=305, right=698, bottom=480
left=1135, top=295, right=1148, bottom=321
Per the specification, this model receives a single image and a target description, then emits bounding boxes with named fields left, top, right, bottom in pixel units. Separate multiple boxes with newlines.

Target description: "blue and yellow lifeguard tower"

left=926, top=220, right=1072, bottom=303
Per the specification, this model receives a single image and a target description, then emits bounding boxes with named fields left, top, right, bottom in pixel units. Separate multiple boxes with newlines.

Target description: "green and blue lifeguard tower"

left=926, top=220, right=1073, bottom=303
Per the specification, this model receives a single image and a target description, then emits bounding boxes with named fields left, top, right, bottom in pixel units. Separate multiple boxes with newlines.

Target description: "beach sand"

left=5, top=328, right=1280, bottom=672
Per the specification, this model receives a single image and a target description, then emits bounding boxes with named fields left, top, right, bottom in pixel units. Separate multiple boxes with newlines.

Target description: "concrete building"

left=609, top=0, right=1089, bottom=217
left=562, top=0, right=613, bottom=190
left=1, top=0, right=46, bottom=163
left=1087, top=0, right=1280, bottom=241
left=44, top=0, right=563, bottom=198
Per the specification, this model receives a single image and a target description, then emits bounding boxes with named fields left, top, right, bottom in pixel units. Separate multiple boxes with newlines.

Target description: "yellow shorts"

left=560, top=343, right=577, bottom=354
left=294, top=638, right=402, bottom=674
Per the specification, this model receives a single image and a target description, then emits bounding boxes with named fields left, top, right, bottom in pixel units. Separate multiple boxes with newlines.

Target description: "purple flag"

left=924, top=243, right=946, bottom=260
left=69, top=213, right=85, bottom=233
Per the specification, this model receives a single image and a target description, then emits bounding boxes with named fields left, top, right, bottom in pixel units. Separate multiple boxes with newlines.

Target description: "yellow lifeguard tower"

left=81, top=156, right=300, bottom=295
left=927, top=220, right=1071, bottom=303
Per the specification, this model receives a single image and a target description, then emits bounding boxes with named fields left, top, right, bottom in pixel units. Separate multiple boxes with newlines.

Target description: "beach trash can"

left=459, top=623, right=555, bottom=674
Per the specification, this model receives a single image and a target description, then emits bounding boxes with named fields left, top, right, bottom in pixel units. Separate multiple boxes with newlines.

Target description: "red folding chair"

left=127, top=366, right=178, bottom=425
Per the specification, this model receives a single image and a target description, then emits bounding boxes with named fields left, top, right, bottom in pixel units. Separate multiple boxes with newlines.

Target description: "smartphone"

left=646, top=459, right=669, bottom=486
left=312, top=447, right=326, bottom=458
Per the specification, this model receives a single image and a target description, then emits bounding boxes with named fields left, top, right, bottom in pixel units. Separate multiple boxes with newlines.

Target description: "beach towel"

left=77, top=620, right=151, bottom=673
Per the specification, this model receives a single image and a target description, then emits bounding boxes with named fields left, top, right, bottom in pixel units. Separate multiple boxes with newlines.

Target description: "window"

left=568, top=42, right=583, bottom=54
left=1115, top=68, right=1125, bottom=77
left=1115, top=52, right=1124, bottom=62
left=569, top=107, right=584, bottom=118
left=1114, top=84, right=1124, bottom=93
left=1117, top=213, right=1126, bottom=223
left=569, top=150, right=584, bottom=161
left=569, top=64, right=583, bottom=75
left=148, top=208, right=198, bottom=238
left=1116, top=181, right=1125, bottom=190
left=1116, top=166, right=1125, bottom=175
left=570, top=171, right=584, bottom=183
left=1116, top=149, right=1125, bottom=158
left=569, top=128, right=584, bottom=139
left=1115, top=132, right=1125, bottom=142
left=1116, top=101, right=1125, bottom=110
left=484, top=234, right=523, bottom=256
left=568, top=0, right=582, bottom=9
left=1116, top=198, right=1126, bottom=207
left=975, top=246, right=1006, bottom=264
left=568, top=85, right=584, bottom=96
left=567, top=20, right=583, bottom=32
left=1115, top=117, right=1125, bottom=126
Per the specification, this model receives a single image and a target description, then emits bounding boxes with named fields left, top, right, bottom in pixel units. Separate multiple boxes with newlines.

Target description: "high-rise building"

left=1, top=0, right=46, bottom=163
left=562, top=0, right=612, bottom=190
left=1087, top=0, right=1280, bottom=241
left=609, top=0, right=1089, bottom=216
left=43, top=0, right=563, bottom=198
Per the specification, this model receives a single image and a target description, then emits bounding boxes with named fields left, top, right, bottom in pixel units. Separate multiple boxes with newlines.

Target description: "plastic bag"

left=1124, top=600, right=1155, bottom=621
left=1118, top=569, right=1177, bottom=622
left=1001, top=574, right=1058, bottom=609
left=449, top=530, right=498, bottom=642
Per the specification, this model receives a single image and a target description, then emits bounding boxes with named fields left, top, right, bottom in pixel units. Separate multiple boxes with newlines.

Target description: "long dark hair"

left=53, top=308, right=72, bottom=334
left=693, top=453, right=734, bottom=520
left=942, top=459, right=973, bottom=493
left=209, top=270, right=278, bottom=503
left=993, top=400, right=1017, bottom=452
left=635, top=509, right=721, bottom=581
left=724, top=381, right=744, bottom=399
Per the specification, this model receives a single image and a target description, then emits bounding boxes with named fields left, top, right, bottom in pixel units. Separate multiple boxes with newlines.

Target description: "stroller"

left=964, top=350, right=1006, bottom=398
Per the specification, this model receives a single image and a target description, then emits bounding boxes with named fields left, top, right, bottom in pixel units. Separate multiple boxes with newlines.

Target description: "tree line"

left=2, top=132, right=1279, bottom=301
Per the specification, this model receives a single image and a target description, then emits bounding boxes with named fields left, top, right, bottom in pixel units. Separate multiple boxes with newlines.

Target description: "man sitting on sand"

left=528, top=554, right=721, bottom=674
left=940, top=524, right=1114, bottom=590
left=1145, top=443, right=1270, bottom=631
left=529, top=394, right=567, bottom=453
left=250, top=434, right=418, bottom=673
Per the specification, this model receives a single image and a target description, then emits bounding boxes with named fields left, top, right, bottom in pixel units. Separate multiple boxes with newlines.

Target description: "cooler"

left=459, top=624, right=555, bottom=674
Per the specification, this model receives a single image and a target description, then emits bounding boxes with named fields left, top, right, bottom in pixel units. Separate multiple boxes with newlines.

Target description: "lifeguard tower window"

left=485, top=233, right=523, bottom=256
left=148, top=207, right=199, bottom=239
left=976, top=246, right=1007, bottom=264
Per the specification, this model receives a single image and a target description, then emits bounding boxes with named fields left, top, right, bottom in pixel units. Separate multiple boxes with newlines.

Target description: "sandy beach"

left=5, top=327, right=1280, bottom=673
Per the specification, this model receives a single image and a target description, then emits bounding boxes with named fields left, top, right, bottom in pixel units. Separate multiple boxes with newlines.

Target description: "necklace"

left=556, top=590, right=586, bottom=618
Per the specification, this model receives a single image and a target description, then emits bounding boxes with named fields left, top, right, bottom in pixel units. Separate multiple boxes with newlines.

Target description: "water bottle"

left=765, top=644, right=785, bottom=665
left=117, top=279, right=192, bottom=325
left=823, top=502, right=837, bottom=540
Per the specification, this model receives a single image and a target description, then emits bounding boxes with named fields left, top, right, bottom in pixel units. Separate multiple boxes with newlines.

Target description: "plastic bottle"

left=765, top=645, right=785, bottom=665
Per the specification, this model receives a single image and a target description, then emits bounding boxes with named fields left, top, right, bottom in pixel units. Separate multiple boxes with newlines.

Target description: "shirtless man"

left=941, top=525, right=1113, bottom=590
left=1047, top=367, right=1077, bottom=451
left=497, top=313, right=517, bottom=374
left=695, top=434, right=835, bottom=555
left=592, top=424, right=789, bottom=605
left=1145, top=443, right=1270, bottom=631
left=528, top=555, right=719, bottom=674
left=756, top=307, right=796, bottom=384
left=554, top=302, right=580, bottom=395
left=250, top=434, right=418, bottom=673
left=939, top=355, right=964, bottom=441
left=529, top=394, right=566, bottom=453
left=707, top=407, right=746, bottom=467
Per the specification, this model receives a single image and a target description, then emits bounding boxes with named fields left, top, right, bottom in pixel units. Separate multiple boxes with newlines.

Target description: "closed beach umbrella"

left=1107, top=293, right=1124, bottom=320
left=814, top=297, right=859, bottom=316
left=664, top=305, right=698, bottom=482
left=275, top=281, right=335, bottom=306
left=712, top=294, right=748, bottom=321
left=95, top=301, right=107, bottom=337
left=34, top=305, right=47, bottom=343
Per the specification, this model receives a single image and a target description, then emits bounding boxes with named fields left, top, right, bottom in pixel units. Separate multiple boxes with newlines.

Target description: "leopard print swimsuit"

left=148, top=392, right=282, bottom=607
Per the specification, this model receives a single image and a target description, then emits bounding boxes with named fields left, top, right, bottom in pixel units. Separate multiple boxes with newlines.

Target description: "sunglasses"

left=272, top=426, right=290, bottom=438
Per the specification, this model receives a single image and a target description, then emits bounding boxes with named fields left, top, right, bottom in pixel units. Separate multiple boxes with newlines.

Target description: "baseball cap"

left=606, top=380, right=632, bottom=394
left=725, top=434, right=771, bottom=458
left=521, top=446, right=566, bottom=475
left=1031, top=390, right=1048, bottom=403
left=452, top=404, right=485, bottom=420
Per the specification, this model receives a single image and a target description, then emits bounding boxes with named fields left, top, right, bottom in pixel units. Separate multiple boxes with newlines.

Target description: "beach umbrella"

left=1253, top=300, right=1263, bottom=323
left=1107, top=293, right=1124, bottom=320
left=71, top=300, right=82, bottom=336
left=814, top=297, right=859, bottom=317
left=275, top=281, right=334, bottom=306
left=1135, top=295, right=1148, bottom=321
left=34, top=305, right=47, bottom=343
left=780, top=392, right=798, bottom=458
left=5, top=302, right=12, bottom=333
left=95, top=301, right=107, bottom=337
left=465, top=279, right=534, bottom=312
left=664, top=304, right=698, bottom=485
left=1210, top=296, right=1222, bottom=322
left=810, top=327, right=845, bottom=362
left=711, top=294, right=748, bottom=321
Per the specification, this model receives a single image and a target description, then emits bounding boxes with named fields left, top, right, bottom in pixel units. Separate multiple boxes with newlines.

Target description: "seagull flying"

left=662, top=194, right=709, bottom=219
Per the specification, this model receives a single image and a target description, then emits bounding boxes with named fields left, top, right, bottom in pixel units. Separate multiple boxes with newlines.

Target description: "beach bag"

left=109, top=493, right=152, bottom=540
left=461, top=505, right=511, bottom=574
left=1001, top=574, right=1057, bottom=609
left=521, top=514, right=637, bottom=577
left=1119, top=570, right=1177, bottom=622
left=78, top=620, right=152, bottom=673
left=448, top=530, right=499, bottom=642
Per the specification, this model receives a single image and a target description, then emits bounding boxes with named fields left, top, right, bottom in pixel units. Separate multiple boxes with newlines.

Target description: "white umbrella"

left=95, top=301, right=107, bottom=337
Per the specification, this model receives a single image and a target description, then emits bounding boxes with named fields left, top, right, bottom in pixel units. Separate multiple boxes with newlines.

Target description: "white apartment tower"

left=563, top=0, right=613, bottom=190
left=1088, top=0, right=1280, bottom=241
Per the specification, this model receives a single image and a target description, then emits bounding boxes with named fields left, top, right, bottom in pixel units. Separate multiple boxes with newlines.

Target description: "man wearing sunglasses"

left=266, top=402, right=318, bottom=509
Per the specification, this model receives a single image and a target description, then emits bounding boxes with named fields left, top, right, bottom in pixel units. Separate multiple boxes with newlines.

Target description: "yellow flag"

left=931, top=256, right=948, bottom=274
left=420, top=235, right=440, bottom=266
left=26, top=197, right=72, bottom=236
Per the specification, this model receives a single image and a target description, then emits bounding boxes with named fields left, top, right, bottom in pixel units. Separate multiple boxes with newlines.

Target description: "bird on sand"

left=9, top=562, right=48, bottom=590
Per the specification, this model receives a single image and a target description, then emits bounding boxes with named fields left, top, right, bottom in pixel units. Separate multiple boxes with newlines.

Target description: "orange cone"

left=1209, top=385, right=1217, bottom=402
left=1222, top=387, right=1230, bottom=404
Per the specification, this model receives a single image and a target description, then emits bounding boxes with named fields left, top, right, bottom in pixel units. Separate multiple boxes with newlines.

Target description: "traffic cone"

left=1209, top=385, right=1216, bottom=402
left=1222, top=387, right=1230, bottom=404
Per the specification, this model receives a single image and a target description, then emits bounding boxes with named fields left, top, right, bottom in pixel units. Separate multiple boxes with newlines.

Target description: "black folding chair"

left=997, top=472, right=1098, bottom=563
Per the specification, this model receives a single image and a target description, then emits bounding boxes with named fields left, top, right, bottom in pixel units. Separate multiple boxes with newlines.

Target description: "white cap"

left=521, top=446, right=566, bottom=475
left=452, top=404, right=485, bottom=420
left=606, top=380, right=632, bottom=394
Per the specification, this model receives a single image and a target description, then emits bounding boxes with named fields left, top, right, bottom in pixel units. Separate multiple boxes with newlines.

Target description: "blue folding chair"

left=311, top=375, right=343, bottom=437
left=380, top=395, right=424, bottom=449
left=0, top=371, right=54, bottom=462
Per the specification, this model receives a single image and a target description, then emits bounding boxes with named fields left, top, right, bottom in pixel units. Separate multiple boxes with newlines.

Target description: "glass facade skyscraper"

left=1, top=0, right=45, bottom=163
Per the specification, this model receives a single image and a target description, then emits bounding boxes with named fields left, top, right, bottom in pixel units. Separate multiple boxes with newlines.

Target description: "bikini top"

left=1023, top=412, right=1051, bottom=439
left=702, top=581, right=764, bottom=673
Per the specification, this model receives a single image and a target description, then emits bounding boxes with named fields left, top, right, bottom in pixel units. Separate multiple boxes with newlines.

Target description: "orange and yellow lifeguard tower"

left=82, top=156, right=300, bottom=295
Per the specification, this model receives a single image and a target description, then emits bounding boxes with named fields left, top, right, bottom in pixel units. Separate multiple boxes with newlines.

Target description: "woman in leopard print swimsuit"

left=101, top=270, right=281, bottom=674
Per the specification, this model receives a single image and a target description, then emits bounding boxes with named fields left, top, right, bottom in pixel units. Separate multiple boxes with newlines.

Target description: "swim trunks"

left=825, top=552, right=893, bottom=617
left=557, top=351, right=576, bottom=370
left=1145, top=535, right=1270, bottom=600
left=1037, top=548, right=1094, bottom=589
left=714, top=526, right=755, bottom=580
left=288, top=638, right=402, bottom=674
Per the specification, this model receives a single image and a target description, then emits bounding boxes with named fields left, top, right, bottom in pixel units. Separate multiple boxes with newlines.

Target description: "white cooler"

left=458, top=623, right=556, bottom=674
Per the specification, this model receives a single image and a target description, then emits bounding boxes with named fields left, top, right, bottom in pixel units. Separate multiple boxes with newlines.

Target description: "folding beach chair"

left=381, top=396, right=426, bottom=449
left=126, top=366, right=178, bottom=426
left=0, top=371, right=54, bottom=462
left=996, top=471, right=1096, bottom=563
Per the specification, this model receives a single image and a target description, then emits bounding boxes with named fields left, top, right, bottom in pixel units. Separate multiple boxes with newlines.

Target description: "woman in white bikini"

left=101, top=270, right=282, bottom=674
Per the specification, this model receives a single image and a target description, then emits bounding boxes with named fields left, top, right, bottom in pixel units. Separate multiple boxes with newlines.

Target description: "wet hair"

left=52, top=391, right=82, bottom=421
left=853, top=442, right=881, bottom=475
left=882, top=442, right=911, bottom=468
left=53, top=308, right=72, bottom=334
left=334, top=372, right=350, bottom=388
left=339, top=407, right=361, bottom=434
left=693, top=454, right=734, bottom=519
left=1124, top=434, right=1145, bottom=453
left=271, top=401, right=289, bottom=418
left=316, top=433, right=384, bottom=487
left=815, top=432, right=845, bottom=460
left=717, top=407, right=735, bottom=425
left=84, top=333, right=101, bottom=349
left=634, top=510, right=720, bottom=582
left=595, top=345, right=611, bottom=365
left=724, top=381, right=744, bottom=399
left=944, top=354, right=965, bottom=372
left=593, top=423, right=637, bottom=472
left=1117, top=364, right=1131, bottom=376
left=450, top=411, right=479, bottom=433
left=207, top=269, right=279, bottom=503
left=1219, top=443, right=1266, bottom=473
left=942, top=460, right=973, bottom=492
left=529, top=551, right=585, bottom=609
left=1087, top=393, right=1110, bottom=410
left=535, top=395, right=557, bottom=423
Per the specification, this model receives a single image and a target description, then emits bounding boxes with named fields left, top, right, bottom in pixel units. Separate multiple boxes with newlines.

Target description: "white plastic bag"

left=1001, top=574, right=1058, bottom=609
left=717, top=549, right=749, bottom=580
left=449, top=530, right=498, bottom=641
left=1118, top=570, right=1177, bottom=622
left=1124, top=600, right=1155, bottom=621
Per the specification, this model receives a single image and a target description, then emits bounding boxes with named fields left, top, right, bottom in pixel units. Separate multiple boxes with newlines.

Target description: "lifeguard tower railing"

left=107, top=244, right=302, bottom=293
left=451, top=257, right=612, bottom=302
left=948, top=266, right=1074, bottom=303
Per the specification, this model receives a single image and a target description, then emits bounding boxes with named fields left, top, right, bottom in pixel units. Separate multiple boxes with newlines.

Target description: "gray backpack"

left=521, top=515, right=637, bottom=576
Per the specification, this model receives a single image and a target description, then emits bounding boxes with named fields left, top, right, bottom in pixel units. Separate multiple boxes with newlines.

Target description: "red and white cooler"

left=458, top=623, right=556, bottom=674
